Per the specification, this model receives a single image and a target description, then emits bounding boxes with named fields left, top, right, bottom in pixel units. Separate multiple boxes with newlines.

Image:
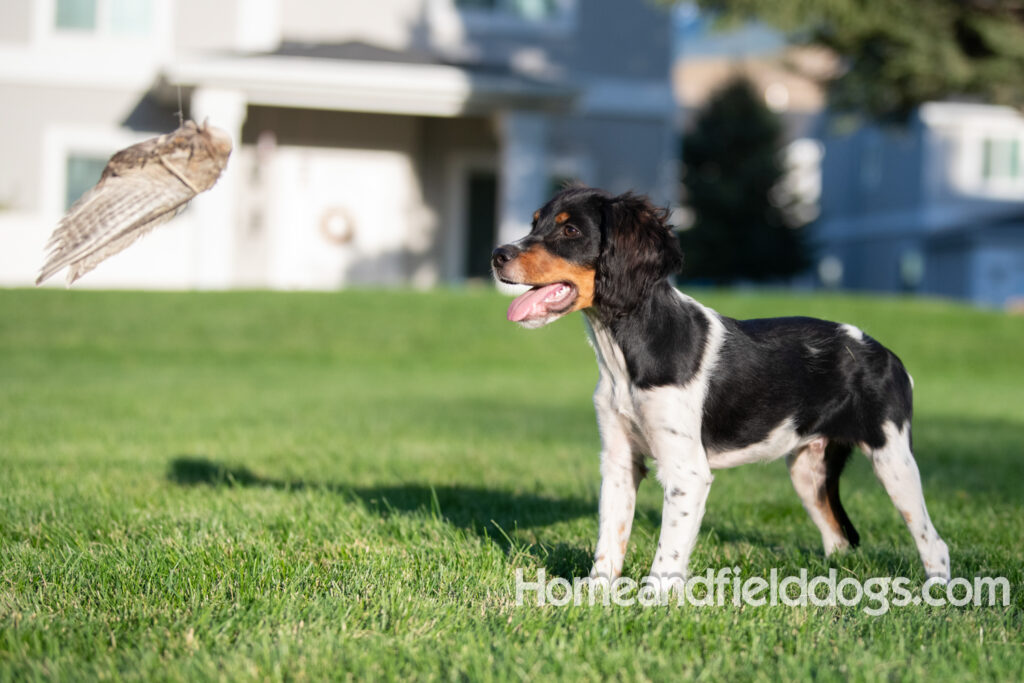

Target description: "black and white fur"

left=492, top=186, right=950, bottom=592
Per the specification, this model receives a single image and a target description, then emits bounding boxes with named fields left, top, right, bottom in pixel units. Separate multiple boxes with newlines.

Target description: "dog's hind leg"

left=787, top=439, right=859, bottom=555
left=824, top=442, right=860, bottom=548
left=863, top=421, right=950, bottom=581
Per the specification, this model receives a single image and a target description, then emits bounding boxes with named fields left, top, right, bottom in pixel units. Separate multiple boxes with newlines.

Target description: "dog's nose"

left=491, top=246, right=514, bottom=268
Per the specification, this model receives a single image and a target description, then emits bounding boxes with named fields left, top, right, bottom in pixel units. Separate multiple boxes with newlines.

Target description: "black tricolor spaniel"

left=492, top=186, right=949, bottom=591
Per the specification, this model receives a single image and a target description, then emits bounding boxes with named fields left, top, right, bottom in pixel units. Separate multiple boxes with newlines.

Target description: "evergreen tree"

left=679, top=76, right=809, bottom=283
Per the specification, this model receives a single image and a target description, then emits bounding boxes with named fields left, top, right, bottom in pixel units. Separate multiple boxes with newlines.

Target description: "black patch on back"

left=701, top=316, right=913, bottom=452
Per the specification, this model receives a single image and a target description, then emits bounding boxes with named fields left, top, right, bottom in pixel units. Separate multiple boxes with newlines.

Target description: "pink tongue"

left=507, top=283, right=566, bottom=322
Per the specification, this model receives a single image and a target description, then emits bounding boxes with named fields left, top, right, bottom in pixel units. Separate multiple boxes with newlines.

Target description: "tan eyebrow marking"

left=533, top=210, right=540, bottom=222
left=555, top=212, right=570, bottom=224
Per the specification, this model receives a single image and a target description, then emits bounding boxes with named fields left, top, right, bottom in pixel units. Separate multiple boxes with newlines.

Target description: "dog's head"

left=492, top=186, right=683, bottom=328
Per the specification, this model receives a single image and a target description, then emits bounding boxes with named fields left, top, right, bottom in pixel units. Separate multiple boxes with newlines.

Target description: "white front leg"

left=639, top=387, right=714, bottom=594
left=646, top=446, right=713, bottom=593
left=589, top=392, right=644, bottom=583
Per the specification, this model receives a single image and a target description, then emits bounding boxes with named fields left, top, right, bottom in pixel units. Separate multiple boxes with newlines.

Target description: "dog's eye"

left=562, top=225, right=581, bottom=238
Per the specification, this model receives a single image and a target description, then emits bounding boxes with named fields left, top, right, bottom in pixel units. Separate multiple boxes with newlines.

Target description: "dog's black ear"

left=594, top=192, right=683, bottom=318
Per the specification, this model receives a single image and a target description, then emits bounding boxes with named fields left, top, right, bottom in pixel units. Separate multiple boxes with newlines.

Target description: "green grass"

left=1, top=287, right=1022, bottom=681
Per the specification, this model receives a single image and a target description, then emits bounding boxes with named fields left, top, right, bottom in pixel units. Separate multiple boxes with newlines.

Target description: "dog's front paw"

left=923, top=539, right=951, bottom=583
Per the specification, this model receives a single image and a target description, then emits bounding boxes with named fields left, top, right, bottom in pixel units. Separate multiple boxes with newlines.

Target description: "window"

left=65, top=154, right=107, bottom=210
left=109, top=0, right=154, bottom=36
left=55, top=0, right=96, bottom=30
left=54, top=0, right=153, bottom=36
left=456, top=0, right=559, bottom=21
left=982, top=137, right=1021, bottom=181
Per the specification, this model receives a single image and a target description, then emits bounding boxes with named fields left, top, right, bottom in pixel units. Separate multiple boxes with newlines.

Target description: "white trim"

left=162, top=55, right=573, bottom=118
left=919, top=101, right=1024, bottom=127
left=31, top=0, right=173, bottom=57
left=959, top=130, right=1024, bottom=199
left=0, top=46, right=161, bottom=89
left=234, top=0, right=280, bottom=52
left=921, top=101, right=1024, bottom=199
left=429, top=0, right=578, bottom=41
left=5, top=0, right=173, bottom=89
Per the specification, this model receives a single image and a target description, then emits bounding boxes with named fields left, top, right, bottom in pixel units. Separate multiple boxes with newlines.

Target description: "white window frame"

left=924, top=104, right=1024, bottom=200
left=430, top=0, right=578, bottom=41
left=980, top=136, right=1022, bottom=181
left=32, top=0, right=173, bottom=56
left=962, top=128, right=1024, bottom=199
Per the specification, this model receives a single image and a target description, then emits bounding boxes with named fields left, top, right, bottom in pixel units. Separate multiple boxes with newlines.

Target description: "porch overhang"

left=157, top=53, right=576, bottom=118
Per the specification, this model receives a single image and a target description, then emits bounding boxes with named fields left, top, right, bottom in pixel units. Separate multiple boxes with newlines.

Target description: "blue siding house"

left=816, top=102, right=1024, bottom=309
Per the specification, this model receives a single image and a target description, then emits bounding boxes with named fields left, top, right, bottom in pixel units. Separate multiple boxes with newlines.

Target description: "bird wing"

left=64, top=202, right=189, bottom=285
left=36, top=165, right=195, bottom=286
left=35, top=120, right=233, bottom=286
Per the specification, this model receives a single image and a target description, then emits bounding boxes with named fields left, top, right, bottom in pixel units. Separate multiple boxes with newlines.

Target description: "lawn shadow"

left=169, top=456, right=797, bottom=578
left=168, top=408, right=1024, bottom=582
left=169, top=455, right=597, bottom=576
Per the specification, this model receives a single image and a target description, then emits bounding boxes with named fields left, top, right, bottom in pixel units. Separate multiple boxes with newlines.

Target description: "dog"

left=491, top=186, right=950, bottom=592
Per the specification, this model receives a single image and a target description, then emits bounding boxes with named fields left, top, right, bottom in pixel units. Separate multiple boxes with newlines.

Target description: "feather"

left=36, top=119, right=232, bottom=286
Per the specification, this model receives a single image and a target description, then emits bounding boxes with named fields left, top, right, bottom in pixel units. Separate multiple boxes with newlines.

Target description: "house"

left=0, top=0, right=676, bottom=289
left=671, top=10, right=1024, bottom=309
left=816, top=103, right=1024, bottom=309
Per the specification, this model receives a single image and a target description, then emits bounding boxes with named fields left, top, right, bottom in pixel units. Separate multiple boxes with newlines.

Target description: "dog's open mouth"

left=505, top=281, right=578, bottom=324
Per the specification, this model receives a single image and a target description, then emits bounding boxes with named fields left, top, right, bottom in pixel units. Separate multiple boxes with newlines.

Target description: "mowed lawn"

left=1, top=288, right=1022, bottom=681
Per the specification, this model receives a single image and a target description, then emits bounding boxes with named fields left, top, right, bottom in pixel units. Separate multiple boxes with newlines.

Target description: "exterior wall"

left=174, top=0, right=279, bottom=53
left=172, top=0, right=241, bottom=53
left=572, top=0, right=671, bottom=80
left=922, top=239, right=970, bottom=301
left=552, top=114, right=674, bottom=200
left=967, top=226, right=1024, bottom=307
left=0, top=0, right=32, bottom=43
left=0, top=83, right=168, bottom=212
left=279, top=0, right=424, bottom=50
left=429, top=0, right=575, bottom=69
left=816, top=118, right=926, bottom=240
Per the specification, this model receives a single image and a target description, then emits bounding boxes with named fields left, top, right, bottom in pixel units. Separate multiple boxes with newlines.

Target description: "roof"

left=159, top=41, right=576, bottom=118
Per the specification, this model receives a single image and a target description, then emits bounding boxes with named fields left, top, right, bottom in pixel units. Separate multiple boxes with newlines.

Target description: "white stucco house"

left=0, top=0, right=677, bottom=290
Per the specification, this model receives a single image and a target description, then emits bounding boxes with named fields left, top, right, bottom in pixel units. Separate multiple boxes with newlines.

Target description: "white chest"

left=584, top=313, right=644, bottom=435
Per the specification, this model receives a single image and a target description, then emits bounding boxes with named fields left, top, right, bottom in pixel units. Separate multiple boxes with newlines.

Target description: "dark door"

left=463, top=170, right=498, bottom=280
